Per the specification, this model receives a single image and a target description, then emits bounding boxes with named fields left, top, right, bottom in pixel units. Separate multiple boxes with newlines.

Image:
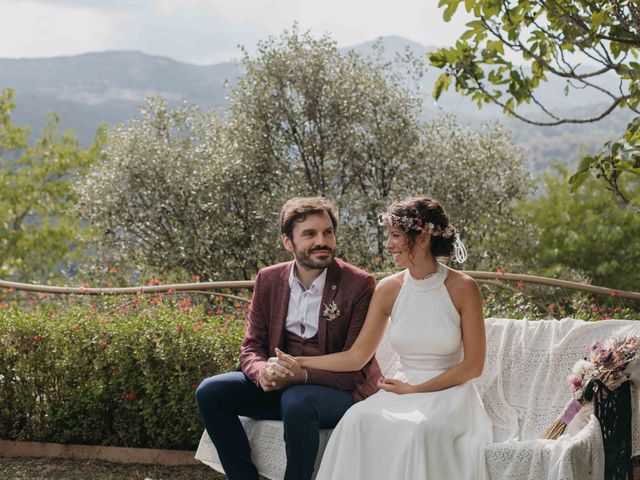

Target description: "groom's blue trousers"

left=196, top=371, right=354, bottom=480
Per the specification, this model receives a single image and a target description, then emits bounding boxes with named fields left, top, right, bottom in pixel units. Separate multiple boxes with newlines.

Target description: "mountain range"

left=0, top=36, right=632, bottom=172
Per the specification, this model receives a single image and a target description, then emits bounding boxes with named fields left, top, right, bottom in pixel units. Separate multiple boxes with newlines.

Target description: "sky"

left=0, top=0, right=473, bottom=65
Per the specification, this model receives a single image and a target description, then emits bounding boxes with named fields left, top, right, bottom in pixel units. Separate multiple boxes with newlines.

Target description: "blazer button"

left=331, top=284, right=336, bottom=290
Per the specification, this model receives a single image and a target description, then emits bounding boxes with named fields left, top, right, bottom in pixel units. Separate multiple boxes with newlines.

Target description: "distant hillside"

left=0, top=51, right=241, bottom=144
left=0, top=39, right=631, bottom=171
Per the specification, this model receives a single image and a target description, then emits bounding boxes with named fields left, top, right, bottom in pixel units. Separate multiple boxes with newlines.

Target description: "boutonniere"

left=323, top=301, right=341, bottom=321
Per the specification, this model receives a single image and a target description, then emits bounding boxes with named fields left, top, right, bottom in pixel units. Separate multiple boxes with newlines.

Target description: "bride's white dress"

left=316, top=264, right=493, bottom=480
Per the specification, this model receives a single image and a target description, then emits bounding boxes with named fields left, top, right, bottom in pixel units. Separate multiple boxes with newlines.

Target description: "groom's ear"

left=281, top=233, right=294, bottom=253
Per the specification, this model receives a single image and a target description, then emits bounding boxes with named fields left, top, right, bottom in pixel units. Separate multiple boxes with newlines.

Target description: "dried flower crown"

left=378, top=213, right=456, bottom=238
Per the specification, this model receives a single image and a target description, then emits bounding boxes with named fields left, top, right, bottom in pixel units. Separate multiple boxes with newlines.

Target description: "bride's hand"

left=377, top=377, right=416, bottom=395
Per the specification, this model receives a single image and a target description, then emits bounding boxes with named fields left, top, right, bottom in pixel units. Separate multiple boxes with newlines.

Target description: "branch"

left=603, top=172, right=640, bottom=214
left=471, top=76, right=629, bottom=125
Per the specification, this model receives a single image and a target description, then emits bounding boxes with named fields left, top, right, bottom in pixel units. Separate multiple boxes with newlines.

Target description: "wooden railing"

left=1, top=271, right=638, bottom=301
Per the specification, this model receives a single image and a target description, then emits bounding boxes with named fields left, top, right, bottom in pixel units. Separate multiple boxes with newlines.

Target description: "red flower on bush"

left=178, top=297, right=192, bottom=312
left=8, top=287, right=14, bottom=293
left=516, top=282, right=525, bottom=289
left=611, top=290, right=618, bottom=297
left=177, top=324, right=183, bottom=334
left=121, top=392, right=136, bottom=400
left=194, top=322, right=205, bottom=332
left=34, top=335, right=42, bottom=342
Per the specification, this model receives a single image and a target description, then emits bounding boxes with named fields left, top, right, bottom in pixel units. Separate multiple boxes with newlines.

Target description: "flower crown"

left=378, top=213, right=456, bottom=238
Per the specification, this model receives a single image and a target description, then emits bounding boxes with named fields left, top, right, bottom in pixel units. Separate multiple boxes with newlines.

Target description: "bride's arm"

left=381, top=274, right=485, bottom=394
left=295, top=277, right=399, bottom=372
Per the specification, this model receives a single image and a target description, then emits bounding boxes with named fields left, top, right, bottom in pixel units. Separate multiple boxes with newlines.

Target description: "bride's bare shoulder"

left=376, top=271, right=404, bottom=289
left=443, top=267, right=481, bottom=308
left=374, top=271, right=404, bottom=299
left=444, top=267, right=477, bottom=289
left=372, top=272, right=404, bottom=315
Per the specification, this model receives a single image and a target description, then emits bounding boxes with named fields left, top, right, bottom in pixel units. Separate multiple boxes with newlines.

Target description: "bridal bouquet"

left=542, top=336, right=640, bottom=439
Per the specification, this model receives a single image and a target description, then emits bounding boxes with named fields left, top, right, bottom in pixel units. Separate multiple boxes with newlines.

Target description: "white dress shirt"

left=285, top=264, right=327, bottom=339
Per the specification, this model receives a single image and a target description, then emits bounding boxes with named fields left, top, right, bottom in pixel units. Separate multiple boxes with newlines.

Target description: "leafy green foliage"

left=415, top=116, right=533, bottom=270
left=481, top=285, right=639, bottom=321
left=431, top=0, right=640, bottom=210
left=570, top=117, right=640, bottom=213
left=0, top=293, right=244, bottom=449
left=515, top=164, right=640, bottom=290
left=227, top=28, right=427, bottom=266
left=78, top=29, right=531, bottom=278
left=0, top=88, right=105, bottom=282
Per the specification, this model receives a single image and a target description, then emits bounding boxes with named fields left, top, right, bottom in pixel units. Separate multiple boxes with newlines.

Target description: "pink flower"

left=567, top=375, right=582, bottom=391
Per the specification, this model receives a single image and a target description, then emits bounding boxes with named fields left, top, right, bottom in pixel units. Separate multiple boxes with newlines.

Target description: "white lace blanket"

left=480, top=317, right=640, bottom=445
left=478, top=317, right=640, bottom=480
left=196, top=317, right=640, bottom=480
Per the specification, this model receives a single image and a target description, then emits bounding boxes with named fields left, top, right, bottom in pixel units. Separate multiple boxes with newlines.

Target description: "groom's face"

left=282, top=210, right=336, bottom=270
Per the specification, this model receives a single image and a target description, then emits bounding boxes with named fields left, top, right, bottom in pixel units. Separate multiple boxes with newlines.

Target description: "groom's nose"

left=314, top=232, right=330, bottom=246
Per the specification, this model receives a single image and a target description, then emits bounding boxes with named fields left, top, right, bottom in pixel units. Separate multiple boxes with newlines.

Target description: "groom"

left=196, top=196, right=381, bottom=480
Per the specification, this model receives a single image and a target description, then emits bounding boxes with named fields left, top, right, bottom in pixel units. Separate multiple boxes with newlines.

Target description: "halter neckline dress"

left=315, top=263, right=492, bottom=479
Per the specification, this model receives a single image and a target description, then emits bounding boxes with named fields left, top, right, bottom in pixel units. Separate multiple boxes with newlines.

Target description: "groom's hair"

left=279, top=197, right=339, bottom=239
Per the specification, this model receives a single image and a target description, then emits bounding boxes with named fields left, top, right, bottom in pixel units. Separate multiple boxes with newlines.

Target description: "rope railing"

left=1, top=271, right=638, bottom=300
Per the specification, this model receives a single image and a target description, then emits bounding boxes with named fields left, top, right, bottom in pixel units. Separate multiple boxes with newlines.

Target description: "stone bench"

left=196, top=317, right=640, bottom=479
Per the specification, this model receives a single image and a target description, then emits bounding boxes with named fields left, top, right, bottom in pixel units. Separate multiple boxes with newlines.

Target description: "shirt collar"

left=289, top=263, right=328, bottom=293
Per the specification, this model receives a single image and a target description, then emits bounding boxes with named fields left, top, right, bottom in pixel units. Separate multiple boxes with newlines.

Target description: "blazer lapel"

left=317, top=260, right=341, bottom=354
left=270, top=261, right=293, bottom=355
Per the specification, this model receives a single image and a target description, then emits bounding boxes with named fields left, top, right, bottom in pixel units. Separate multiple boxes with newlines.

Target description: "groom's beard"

left=292, top=244, right=335, bottom=270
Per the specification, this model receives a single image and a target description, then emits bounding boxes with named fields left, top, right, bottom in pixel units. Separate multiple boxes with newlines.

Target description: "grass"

left=0, top=457, right=227, bottom=480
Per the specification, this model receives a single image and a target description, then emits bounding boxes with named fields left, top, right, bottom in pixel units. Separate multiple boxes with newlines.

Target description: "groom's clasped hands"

left=262, top=348, right=415, bottom=395
left=258, top=348, right=304, bottom=392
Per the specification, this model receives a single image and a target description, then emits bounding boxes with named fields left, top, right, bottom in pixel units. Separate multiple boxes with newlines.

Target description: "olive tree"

left=79, top=29, right=534, bottom=279
left=77, top=98, right=282, bottom=280
left=403, top=115, right=534, bottom=270
left=227, top=28, right=425, bottom=267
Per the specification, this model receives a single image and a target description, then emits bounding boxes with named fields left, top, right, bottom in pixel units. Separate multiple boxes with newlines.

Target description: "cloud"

left=0, top=0, right=115, bottom=58
left=0, top=0, right=472, bottom=64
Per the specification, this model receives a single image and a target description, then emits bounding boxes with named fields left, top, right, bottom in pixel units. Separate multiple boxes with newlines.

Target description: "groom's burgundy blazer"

left=239, top=258, right=381, bottom=402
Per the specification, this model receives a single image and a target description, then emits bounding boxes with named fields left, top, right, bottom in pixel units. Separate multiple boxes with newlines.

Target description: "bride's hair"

left=384, top=196, right=457, bottom=259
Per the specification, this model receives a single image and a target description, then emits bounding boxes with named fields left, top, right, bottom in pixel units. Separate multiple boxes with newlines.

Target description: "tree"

left=430, top=0, right=640, bottom=212
left=77, top=98, right=273, bottom=281
left=515, top=163, right=640, bottom=290
left=80, top=29, right=534, bottom=279
left=0, top=88, right=103, bottom=282
left=415, top=115, right=533, bottom=270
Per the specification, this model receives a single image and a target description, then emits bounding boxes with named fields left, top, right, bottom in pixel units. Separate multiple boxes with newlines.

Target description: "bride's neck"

left=407, top=257, right=438, bottom=280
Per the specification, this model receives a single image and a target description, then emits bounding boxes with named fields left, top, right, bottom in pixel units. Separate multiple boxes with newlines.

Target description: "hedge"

left=0, top=288, right=637, bottom=451
left=0, top=295, right=244, bottom=450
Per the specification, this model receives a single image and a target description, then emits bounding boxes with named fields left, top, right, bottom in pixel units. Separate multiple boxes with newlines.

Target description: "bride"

left=277, top=196, right=493, bottom=479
